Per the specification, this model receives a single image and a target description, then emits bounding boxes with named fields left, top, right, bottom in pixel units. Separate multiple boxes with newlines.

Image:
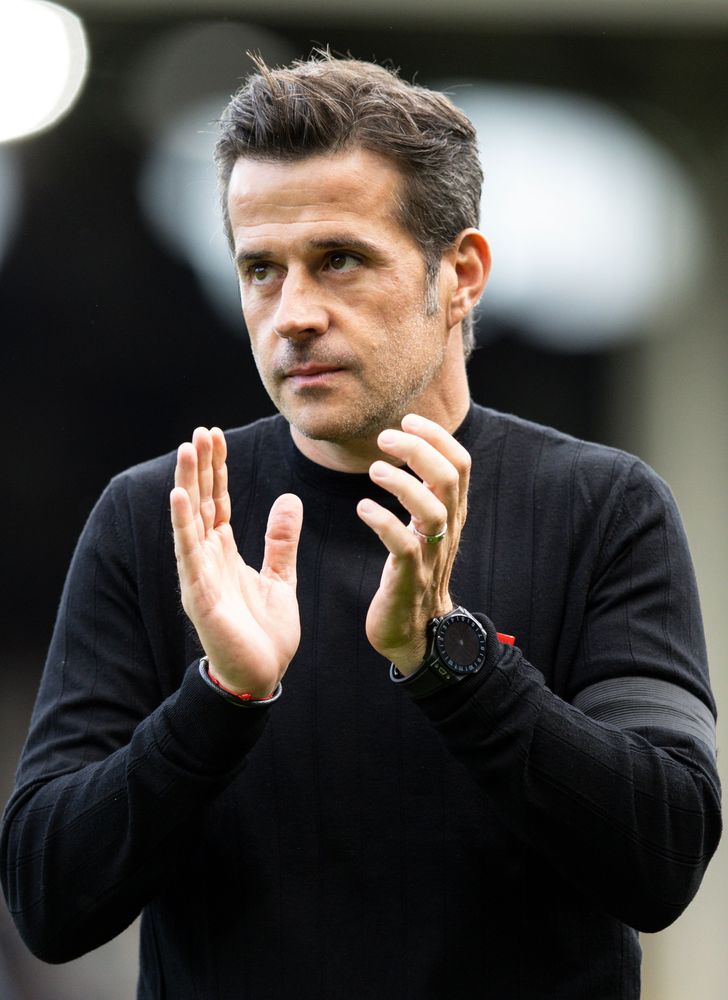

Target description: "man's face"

left=227, top=147, right=457, bottom=448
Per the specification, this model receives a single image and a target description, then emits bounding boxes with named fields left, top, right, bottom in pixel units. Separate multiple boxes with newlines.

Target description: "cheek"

left=240, top=293, right=270, bottom=340
left=375, top=294, right=426, bottom=340
left=245, top=327, right=273, bottom=366
left=239, top=311, right=269, bottom=365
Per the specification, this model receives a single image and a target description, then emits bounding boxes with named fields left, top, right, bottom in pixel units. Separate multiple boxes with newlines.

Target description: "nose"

left=273, top=269, right=329, bottom=339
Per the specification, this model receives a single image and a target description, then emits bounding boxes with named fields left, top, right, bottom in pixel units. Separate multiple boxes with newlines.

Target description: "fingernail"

left=402, top=414, right=422, bottom=429
left=359, top=500, right=375, bottom=515
left=371, top=462, right=391, bottom=479
left=379, top=431, right=396, bottom=447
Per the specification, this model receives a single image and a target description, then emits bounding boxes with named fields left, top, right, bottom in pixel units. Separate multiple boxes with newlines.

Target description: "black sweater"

left=1, top=404, right=721, bottom=999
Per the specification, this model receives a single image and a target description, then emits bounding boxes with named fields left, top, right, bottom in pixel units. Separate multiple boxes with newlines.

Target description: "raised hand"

left=356, top=413, right=471, bottom=675
left=170, top=426, right=303, bottom=698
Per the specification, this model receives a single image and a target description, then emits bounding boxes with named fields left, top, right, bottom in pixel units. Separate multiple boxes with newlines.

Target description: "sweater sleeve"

left=0, top=476, right=272, bottom=963
left=412, top=457, right=721, bottom=933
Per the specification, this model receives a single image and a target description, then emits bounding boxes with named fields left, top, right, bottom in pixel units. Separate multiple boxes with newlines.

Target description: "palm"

left=188, top=522, right=299, bottom=678
left=364, top=553, right=421, bottom=663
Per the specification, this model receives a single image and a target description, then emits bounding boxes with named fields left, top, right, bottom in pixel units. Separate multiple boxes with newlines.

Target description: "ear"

left=444, top=229, right=491, bottom=330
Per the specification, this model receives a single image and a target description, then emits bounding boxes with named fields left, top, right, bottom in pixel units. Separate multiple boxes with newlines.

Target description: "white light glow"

left=0, top=149, right=22, bottom=268
left=443, top=84, right=707, bottom=349
left=0, top=1, right=88, bottom=143
left=136, top=23, right=295, bottom=331
left=139, top=97, right=242, bottom=329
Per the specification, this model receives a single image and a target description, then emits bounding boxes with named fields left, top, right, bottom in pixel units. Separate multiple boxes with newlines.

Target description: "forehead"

left=226, top=148, right=411, bottom=248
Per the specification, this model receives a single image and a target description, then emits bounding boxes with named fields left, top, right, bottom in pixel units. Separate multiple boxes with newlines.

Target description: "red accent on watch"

left=496, top=633, right=516, bottom=646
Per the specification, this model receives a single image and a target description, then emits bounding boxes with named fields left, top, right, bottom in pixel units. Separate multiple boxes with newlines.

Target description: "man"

left=1, top=54, right=721, bottom=999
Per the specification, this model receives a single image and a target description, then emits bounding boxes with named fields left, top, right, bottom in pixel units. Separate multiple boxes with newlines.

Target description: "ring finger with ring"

left=368, top=460, right=449, bottom=539
left=408, top=522, right=448, bottom=545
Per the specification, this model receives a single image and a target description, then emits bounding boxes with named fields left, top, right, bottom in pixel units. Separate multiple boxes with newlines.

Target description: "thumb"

left=261, top=493, right=303, bottom=584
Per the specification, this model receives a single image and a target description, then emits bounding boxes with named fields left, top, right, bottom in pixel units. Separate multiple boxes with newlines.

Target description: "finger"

left=376, top=430, right=460, bottom=522
left=175, top=440, right=207, bottom=542
left=380, top=414, right=471, bottom=500
left=369, top=461, right=448, bottom=535
left=210, top=427, right=231, bottom=526
left=260, top=493, right=303, bottom=585
left=401, top=413, right=472, bottom=478
left=174, top=442, right=201, bottom=517
left=377, top=422, right=470, bottom=508
left=169, top=485, right=201, bottom=564
left=357, top=499, right=422, bottom=564
left=193, top=427, right=215, bottom=533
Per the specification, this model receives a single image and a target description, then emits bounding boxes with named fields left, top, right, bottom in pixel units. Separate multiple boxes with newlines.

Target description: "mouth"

left=283, top=363, right=348, bottom=386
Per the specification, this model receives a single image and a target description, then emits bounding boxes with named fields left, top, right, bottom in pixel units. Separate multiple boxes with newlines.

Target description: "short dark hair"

left=215, top=51, right=483, bottom=355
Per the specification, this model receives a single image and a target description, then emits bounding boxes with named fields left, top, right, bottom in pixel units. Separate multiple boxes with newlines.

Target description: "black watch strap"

left=390, top=659, right=459, bottom=699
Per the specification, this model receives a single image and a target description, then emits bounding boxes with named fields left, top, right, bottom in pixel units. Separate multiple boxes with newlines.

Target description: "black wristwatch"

left=389, top=606, right=488, bottom=699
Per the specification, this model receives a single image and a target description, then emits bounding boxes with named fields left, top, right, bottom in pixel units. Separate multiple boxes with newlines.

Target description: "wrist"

left=389, top=602, right=455, bottom=678
left=390, top=606, right=490, bottom=699
left=200, top=657, right=282, bottom=706
left=389, top=646, right=426, bottom=678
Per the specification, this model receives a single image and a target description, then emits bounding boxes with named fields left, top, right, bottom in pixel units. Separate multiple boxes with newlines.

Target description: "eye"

left=246, top=262, right=277, bottom=285
left=326, top=252, right=360, bottom=273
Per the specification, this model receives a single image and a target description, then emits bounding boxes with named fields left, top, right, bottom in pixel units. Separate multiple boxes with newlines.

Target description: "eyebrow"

left=308, top=237, right=382, bottom=257
left=235, top=236, right=384, bottom=270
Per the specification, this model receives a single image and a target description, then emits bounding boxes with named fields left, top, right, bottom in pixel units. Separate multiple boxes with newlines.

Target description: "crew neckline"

left=282, top=402, right=479, bottom=497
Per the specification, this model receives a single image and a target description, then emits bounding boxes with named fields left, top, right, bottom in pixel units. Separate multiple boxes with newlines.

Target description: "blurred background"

left=1, top=0, right=726, bottom=996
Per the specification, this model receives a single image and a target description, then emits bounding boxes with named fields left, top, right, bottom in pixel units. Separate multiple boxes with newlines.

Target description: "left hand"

left=356, top=413, right=471, bottom=675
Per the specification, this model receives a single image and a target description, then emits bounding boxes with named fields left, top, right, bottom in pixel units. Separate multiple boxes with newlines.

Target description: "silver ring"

left=408, top=522, right=448, bottom=545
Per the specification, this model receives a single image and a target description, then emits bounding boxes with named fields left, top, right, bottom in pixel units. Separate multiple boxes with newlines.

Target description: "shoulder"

left=467, top=402, right=664, bottom=497
left=464, top=403, right=681, bottom=549
left=110, top=414, right=288, bottom=493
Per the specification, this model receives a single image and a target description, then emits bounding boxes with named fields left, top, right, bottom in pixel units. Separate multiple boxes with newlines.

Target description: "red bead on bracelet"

left=206, top=663, right=278, bottom=702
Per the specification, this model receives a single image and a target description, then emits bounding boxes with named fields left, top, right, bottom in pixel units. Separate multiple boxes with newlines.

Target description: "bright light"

left=0, top=1, right=88, bottom=143
left=443, top=84, right=707, bottom=349
left=135, top=22, right=295, bottom=331
left=139, top=97, right=242, bottom=330
left=0, top=149, right=21, bottom=268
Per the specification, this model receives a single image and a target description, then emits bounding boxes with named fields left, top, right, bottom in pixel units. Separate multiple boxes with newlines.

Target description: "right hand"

left=170, top=426, right=303, bottom=698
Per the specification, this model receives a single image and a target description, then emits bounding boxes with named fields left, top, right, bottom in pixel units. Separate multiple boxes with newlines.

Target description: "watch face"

left=436, top=614, right=487, bottom=675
